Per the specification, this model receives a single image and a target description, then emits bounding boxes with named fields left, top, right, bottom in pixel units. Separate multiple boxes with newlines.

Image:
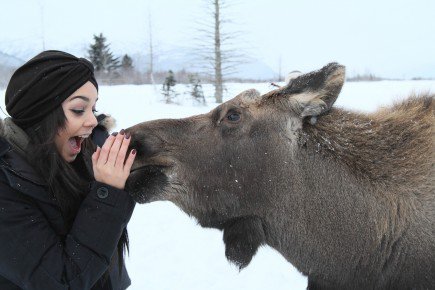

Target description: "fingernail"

left=132, top=149, right=136, bottom=155
left=111, top=132, right=118, bottom=136
left=120, top=129, right=125, bottom=135
left=125, top=132, right=131, bottom=139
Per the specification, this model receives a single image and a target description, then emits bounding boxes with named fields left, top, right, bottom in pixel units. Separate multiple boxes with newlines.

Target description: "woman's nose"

left=85, top=112, right=98, bottom=128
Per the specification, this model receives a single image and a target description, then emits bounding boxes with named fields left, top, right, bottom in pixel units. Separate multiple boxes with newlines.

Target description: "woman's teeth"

left=77, top=134, right=90, bottom=139
left=68, top=134, right=92, bottom=154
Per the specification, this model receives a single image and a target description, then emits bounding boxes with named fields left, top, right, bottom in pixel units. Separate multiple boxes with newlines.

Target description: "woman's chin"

left=61, top=151, right=79, bottom=163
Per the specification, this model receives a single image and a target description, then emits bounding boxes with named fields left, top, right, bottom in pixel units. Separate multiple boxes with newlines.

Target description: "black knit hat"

left=5, top=50, right=98, bottom=129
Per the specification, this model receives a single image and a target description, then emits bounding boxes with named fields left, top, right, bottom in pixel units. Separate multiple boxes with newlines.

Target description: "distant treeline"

left=2, top=65, right=433, bottom=89
left=346, top=74, right=434, bottom=82
left=1, top=32, right=433, bottom=89
left=347, top=73, right=385, bottom=82
left=0, top=63, right=273, bottom=89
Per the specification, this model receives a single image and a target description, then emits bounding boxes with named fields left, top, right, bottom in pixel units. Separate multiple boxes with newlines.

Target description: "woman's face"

left=54, top=81, right=98, bottom=162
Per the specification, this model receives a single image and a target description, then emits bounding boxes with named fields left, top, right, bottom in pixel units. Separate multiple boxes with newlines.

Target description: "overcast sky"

left=0, top=0, right=434, bottom=78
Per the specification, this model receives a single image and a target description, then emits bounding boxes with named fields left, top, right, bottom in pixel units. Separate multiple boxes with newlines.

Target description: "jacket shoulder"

left=0, top=137, right=54, bottom=204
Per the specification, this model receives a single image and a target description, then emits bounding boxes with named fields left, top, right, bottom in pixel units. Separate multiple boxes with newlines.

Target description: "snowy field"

left=1, top=79, right=435, bottom=290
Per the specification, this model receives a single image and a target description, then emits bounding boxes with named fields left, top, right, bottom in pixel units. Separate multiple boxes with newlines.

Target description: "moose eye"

left=226, top=112, right=241, bottom=122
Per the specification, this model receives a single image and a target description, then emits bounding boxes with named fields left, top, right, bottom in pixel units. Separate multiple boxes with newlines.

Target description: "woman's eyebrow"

left=69, top=95, right=90, bottom=102
left=69, top=96, right=99, bottom=103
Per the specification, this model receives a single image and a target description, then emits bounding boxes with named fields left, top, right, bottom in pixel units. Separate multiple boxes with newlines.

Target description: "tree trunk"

left=214, top=0, right=223, bottom=103
left=148, top=14, right=155, bottom=85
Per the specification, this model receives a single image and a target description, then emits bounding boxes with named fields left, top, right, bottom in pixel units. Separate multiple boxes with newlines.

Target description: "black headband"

left=5, top=50, right=98, bottom=129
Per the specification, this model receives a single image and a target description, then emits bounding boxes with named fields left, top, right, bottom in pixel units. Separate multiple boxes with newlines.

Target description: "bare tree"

left=194, top=0, right=247, bottom=103
left=147, top=10, right=155, bottom=85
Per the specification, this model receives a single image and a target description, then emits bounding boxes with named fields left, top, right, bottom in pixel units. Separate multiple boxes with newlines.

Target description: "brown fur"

left=301, top=95, right=434, bottom=191
left=126, top=63, right=435, bottom=289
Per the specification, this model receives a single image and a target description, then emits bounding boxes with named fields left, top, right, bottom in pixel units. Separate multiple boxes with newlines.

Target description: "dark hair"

left=24, top=105, right=129, bottom=277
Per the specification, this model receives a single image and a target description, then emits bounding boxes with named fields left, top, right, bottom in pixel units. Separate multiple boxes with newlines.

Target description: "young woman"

left=0, top=50, right=136, bottom=290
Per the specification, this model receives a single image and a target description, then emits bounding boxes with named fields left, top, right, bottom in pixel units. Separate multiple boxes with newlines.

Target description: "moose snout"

left=126, top=124, right=170, bottom=171
left=125, top=124, right=171, bottom=203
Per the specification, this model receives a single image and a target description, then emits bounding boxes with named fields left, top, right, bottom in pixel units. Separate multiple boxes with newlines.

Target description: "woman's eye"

left=71, top=109, right=85, bottom=115
left=226, top=112, right=241, bottom=122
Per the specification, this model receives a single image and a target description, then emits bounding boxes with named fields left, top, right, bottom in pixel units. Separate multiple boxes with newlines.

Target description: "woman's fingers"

left=123, top=149, right=137, bottom=173
left=92, top=129, right=136, bottom=189
left=97, top=134, right=116, bottom=166
left=115, top=132, right=131, bottom=168
left=107, top=130, right=125, bottom=165
left=96, top=129, right=133, bottom=168
left=92, top=146, right=101, bottom=165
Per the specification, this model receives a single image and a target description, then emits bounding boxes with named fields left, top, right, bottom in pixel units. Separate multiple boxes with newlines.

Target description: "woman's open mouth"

left=68, top=134, right=90, bottom=154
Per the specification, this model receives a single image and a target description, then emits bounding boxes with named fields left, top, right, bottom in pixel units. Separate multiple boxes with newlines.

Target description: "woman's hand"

left=92, top=129, right=136, bottom=190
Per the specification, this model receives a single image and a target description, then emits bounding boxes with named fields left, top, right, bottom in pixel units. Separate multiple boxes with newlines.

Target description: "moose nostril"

left=129, top=137, right=149, bottom=158
left=125, top=129, right=164, bottom=159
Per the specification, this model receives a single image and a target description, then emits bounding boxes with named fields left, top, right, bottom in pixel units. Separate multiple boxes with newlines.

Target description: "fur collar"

left=97, top=113, right=117, bottom=132
left=1, top=117, right=29, bottom=157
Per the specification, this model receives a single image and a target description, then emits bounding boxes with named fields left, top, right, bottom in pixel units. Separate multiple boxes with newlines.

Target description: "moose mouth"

left=126, top=164, right=170, bottom=203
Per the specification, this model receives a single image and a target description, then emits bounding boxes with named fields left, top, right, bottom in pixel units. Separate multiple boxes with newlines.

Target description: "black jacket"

left=0, top=135, right=135, bottom=289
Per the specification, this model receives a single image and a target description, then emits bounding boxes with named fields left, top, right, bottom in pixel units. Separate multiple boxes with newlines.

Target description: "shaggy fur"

left=126, top=63, right=434, bottom=289
left=301, top=95, right=434, bottom=190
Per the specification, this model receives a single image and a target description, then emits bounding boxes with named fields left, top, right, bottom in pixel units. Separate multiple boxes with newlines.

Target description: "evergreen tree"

left=188, top=74, right=205, bottom=104
left=165, top=70, right=176, bottom=87
left=88, top=33, right=120, bottom=73
left=162, top=70, right=177, bottom=103
left=88, top=33, right=105, bottom=71
left=121, top=54, right=133, bottom=70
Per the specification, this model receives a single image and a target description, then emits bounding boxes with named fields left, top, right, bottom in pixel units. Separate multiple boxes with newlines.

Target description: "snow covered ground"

left=1, top=79, right=434, bottom=290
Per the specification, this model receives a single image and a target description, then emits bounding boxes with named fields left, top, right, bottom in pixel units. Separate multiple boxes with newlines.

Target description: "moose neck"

left=262, top=149, right=393, bottom=281
left=260, top=105, right=433, bottom=282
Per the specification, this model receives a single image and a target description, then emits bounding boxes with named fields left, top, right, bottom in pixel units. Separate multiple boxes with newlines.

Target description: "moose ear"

left=285, top=63, right=345, bottom=118
left=223, top=216, right=265, bottom=270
